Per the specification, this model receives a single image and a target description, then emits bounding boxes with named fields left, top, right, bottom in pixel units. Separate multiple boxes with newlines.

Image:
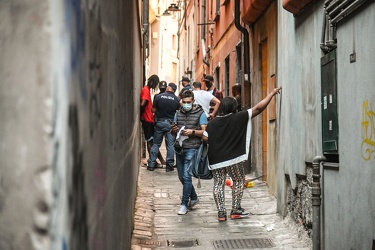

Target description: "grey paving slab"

left=131, top=156, right=312, bottom=250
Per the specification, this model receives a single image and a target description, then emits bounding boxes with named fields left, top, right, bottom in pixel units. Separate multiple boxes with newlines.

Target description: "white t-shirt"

left=193, top=90, right=214, bottom=117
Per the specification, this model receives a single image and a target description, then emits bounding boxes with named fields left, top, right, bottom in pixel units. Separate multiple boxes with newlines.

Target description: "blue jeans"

left=148, top=120, right=175, bottom=168
left=175, top=148, right=198, bottom=206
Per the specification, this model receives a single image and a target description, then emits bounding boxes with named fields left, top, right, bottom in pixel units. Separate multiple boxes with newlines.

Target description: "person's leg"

left=157, top=151, right=166, bottom=165
left=212, top=168, right=227, bottom=221
left=165, top=129, right=176, bottom=171
left=175, top=148, right=189, bottom=215
left=175, top=148, right=184, bottom=183
left=141, top=120, right=154, bottom=157
left=176, top=148, right=197, bottom=214
left=184, top=148, right=198, bottom=202
left=147, top=122, right=164, bottom=169
left=227, top=162, right=245, bottom=209
left=227, top=162, right=248, bottom=219
left=142, top=120, right=166, bottom=166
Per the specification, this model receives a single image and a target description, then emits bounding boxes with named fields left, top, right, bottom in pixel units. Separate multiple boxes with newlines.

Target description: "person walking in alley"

left=171, top=90, right=208, bottom=215
left=178, top=76, right=192, bottom=98
left=202, top=86, right=282, bottom=221
left=140, top=74, right=166, bottom=167
left=192, top=81, right=220, bottom=120
left=203, top=75, right=223, bottom=114
left=147, top=83, right=180, bottom=172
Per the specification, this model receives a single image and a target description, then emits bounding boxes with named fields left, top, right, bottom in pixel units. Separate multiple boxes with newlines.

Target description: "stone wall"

left=0, top=0, right=143, bottom=249
left=286, top=164, right=313, bottom=238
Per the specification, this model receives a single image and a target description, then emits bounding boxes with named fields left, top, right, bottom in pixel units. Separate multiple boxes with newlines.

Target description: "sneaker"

left=188, top=198, right=199, bottom=209
left=177, top=205, right=188, bottom=215
left=177, top=205, right=189, bottom=215
left=218, top=211, right=227, bottom=222
left=165, top=166, right=174, bottom=172
left=230, top=208, right=249, bottom=219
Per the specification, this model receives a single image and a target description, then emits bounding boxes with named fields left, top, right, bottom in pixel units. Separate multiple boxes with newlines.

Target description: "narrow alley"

left=1, top=0, right=374, bottom=249
left=131, top=148, right=311, bottom=250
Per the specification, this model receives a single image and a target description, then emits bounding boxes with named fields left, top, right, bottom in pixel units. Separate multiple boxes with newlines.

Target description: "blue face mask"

left=182, top=103, right=193, bottom=111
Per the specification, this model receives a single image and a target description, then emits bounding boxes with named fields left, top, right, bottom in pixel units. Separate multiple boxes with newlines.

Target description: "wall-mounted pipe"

left=143, top=0, right=149, bottom=58
left=324, top=0, right=335, bottom=7
left=328, top=0, right=351, bottom=18
left=312, top=155, right=326, bottom=250
left=177, top=0, right=187, bottom=60
left=331, top=0, right=366, bottom=23
left=320, top=13, right=330, bottom=53
left=234, top=0, right=250, bottom=83
left=201, top=0, right=209, bottom=66
left=326, top=20, right=337, bottom=49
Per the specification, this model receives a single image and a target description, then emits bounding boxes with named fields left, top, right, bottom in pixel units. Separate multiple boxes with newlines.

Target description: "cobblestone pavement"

left=131, top=158, right=312, bottom=250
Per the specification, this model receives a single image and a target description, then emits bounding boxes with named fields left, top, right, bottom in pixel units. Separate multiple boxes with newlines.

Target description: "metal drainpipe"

left=143, top=0, right=149, bottom=58
left=312, top=155, right=326, bottom=250
left=331, top=0, right=364, bottom=23
left=202, top=0, right=209, bottom=66
left=177, top=0, right=187, bottom=60
left=234, top=0, right=250, bottom=84
left=320, top=13, right=330, bottom=53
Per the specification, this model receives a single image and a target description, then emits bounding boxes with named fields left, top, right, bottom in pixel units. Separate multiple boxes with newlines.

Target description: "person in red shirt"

left=140, top=75, right=166, bottom=166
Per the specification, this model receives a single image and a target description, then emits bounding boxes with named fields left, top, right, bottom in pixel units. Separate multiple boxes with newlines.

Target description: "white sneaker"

left=177, top=205, right=188, bottom=215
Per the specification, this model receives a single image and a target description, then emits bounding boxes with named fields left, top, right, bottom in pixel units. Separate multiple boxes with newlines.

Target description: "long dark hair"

left=147, top=74, right=159, bottom=88
left=217, top=97, right=238, bottom=116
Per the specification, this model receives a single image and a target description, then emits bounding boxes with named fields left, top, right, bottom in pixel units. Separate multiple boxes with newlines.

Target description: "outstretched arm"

left=251, top=86, right=282, bottom=118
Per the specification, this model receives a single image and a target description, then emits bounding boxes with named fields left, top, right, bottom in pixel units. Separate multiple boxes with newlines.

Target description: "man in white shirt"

left=192, top=81, right=220, bottom=120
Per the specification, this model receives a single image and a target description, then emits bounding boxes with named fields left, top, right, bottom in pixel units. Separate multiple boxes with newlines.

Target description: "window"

left=321, top=50, right=339, bottom=162
left=225, top=55, right=230, bottom=97
left=235, top=43, right=242, bottom=84
left=172, top=34, right=177, bottom=50
left=215, top=66, right=220, bottom=89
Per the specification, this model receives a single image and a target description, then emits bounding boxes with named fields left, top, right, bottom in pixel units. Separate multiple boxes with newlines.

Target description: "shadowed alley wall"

left=0, top=0, right=142, bottom=249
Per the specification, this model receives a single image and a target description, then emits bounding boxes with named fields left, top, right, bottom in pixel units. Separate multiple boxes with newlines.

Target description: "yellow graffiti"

left=361, top=100, right=375, bottom=160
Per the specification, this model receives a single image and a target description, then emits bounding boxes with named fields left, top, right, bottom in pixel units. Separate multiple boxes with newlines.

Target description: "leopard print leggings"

left=212, top=162, right=245, bottom=213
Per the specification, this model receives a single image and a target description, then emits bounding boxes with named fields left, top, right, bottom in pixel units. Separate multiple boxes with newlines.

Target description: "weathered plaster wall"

left=276, top=1, right=324, bottom=217
left=0, top=0, right=142, bottom=249
left=323, top=3, right=375, bottom=248
left=277, top=0, right=375, bottom=248
left=0, top=1, right=52, bottom=248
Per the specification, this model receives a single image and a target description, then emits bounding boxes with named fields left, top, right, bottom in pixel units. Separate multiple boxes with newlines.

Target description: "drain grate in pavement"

left=138, top=240, right=163, bottom=247
left=167, top=239, right=199, bottom=248
left=213, top=238, right=275, bottom=249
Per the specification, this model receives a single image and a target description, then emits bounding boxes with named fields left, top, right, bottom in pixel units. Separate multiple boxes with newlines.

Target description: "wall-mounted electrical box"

left=321, top=50, right=339, bottom=157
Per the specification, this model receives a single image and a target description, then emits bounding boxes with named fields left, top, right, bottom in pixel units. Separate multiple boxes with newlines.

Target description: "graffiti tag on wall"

left=361, top=100, right=375, bottom=160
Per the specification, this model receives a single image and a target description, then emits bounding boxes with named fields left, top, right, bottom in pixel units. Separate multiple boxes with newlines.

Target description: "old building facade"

left=180, top=0, right=375, bottom=248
